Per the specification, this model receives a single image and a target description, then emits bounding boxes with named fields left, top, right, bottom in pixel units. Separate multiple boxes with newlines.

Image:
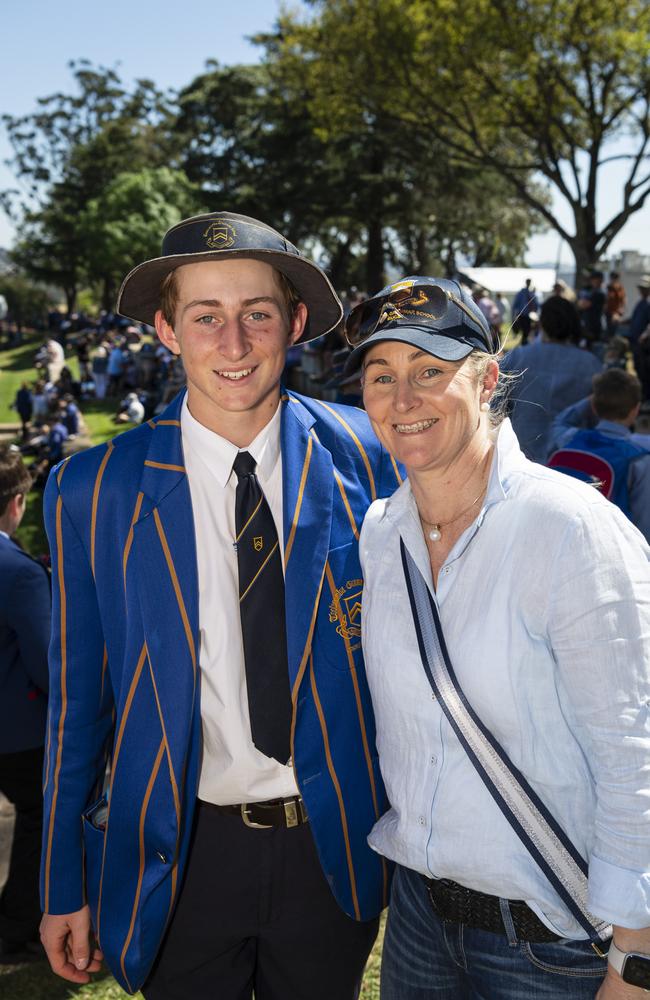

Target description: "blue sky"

left=2, top=0, right=649, bottom=269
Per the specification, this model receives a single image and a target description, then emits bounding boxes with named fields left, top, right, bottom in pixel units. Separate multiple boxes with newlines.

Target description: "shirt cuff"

left=589, top=853, right=650, bottom=928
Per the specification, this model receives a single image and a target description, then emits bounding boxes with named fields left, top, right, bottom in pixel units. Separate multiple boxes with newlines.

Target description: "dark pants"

left=0, top=746, right=44, bottom=944
left=143, top=802, right=379, bottom=1000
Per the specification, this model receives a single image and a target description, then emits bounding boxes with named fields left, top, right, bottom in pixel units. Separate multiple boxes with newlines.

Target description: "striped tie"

left=233, top=451, right=292, bottom=763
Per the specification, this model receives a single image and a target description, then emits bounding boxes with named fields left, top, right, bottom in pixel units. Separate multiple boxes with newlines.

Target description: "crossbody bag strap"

left=400, top=538, right=611, bottom=942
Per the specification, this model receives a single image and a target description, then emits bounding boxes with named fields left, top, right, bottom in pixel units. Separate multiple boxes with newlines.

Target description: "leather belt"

left=422, top=877, right=561, bottom=943
left=199, top=796, right=308, bottom=830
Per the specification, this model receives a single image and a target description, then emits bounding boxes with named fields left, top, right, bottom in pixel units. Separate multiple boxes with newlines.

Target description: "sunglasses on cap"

left=344, top=280, right=491, bottom=349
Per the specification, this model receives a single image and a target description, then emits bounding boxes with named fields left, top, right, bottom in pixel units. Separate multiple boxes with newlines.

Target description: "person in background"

left=0, top=445, right=50, bottom=963
left=605, top=272, right=626, bottom=337
left=13, top=383, right=33, bottom=440
left=114, top=391, right=145, bottom=425
left=577, top=269, right=606, bottom=346
left=548, top=368, right=650, bottom=541
left=500, top=295, right=602, bottom=461
left=344, top=275, right=650, bottom=999
left=627, top=276, right=650, bottom=401
left=511, top=278, right=539, bottom=342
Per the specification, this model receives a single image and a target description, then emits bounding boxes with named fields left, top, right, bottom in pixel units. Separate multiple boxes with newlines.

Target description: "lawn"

left=0, top=330, right=386, bottom=997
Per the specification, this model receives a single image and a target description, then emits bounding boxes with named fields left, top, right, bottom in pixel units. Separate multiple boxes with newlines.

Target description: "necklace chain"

left=420, top=480, right=488, bottom=542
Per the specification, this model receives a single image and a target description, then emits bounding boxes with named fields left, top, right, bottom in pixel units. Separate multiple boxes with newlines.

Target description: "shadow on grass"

left=0, top=960, right=118, bottom=1000
left=0, top=340, right=42, bottom=375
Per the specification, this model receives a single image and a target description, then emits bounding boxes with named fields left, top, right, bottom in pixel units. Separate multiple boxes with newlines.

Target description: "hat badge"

left=204, top=220, right=236, bottom=250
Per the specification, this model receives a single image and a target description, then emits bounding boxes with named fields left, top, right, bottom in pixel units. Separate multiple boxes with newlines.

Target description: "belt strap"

left=400, top=538, right=611, bottom=943
left=200, top=796, right=308, bottom=829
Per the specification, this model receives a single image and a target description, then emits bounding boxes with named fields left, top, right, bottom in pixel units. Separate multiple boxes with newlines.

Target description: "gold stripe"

left=284, top=436, right=313, bottom=567
left=90, top=443, right=114, bottom=579
left=96, top=643, right=147, bottom=941
left=309, top=654, right=361, bottom=920
left=155, top=419, right=182, bottom=426
left=122, top=492, right=144, bottom=588
left=99, top=646, right=108, bottom=706
left=42, top=715, right=52, bottom=793
left=290, top=562, right=327, bottom=705
left=389, top=454, right=403, bottom=485
left=235, top=495, right=263, bottom=542
left=147, top=651, right=181, bottom=910
left=153, top=510, right=197, bottom=677
left=239, top=540, right=279, bottom=602
left=314, top=401, right=377, bottom=501
left=144, top=460, right=185, bottom=473
left=43, top=495, right=68, bottom=913
left=147, top=419, right=156, bottom=429
left=324, top=563, right=388, bottom=905
left=56, top=458, right=70, bottom=486
left=332, top=469, right=359, bottom=540
left=119, top=738, right=165, bottom=990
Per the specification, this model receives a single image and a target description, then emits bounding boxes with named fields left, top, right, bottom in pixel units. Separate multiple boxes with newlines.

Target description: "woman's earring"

left=480, top=401, right=490, bottom=412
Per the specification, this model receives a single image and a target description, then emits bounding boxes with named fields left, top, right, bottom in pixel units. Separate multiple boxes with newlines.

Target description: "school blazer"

left=41, top=389, right=403, bottom=994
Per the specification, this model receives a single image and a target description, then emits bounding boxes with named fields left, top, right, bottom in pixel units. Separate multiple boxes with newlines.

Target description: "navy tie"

left=233, top=451, right=292, bottom=764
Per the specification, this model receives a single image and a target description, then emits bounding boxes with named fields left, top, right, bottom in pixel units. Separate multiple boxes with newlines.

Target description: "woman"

left=343, top=276, right=650, bottom=999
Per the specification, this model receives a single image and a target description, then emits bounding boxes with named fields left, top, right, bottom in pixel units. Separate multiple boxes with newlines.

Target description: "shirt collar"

left=181, top=395, right=282, bottom=488
left=596, top=419, right=631, bottom=439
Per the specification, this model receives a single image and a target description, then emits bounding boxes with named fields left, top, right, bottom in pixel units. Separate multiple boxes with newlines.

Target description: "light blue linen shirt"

left=359, top=419, right=650, bottom=936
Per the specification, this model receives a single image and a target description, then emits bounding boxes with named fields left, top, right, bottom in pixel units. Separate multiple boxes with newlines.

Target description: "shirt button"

left=430, top=755, right=437, bottom=766
left=444, top=566, right=452, bottom=575
left=431, top=692, right=436, bottom=700
left=418, top=816, right=426, bottom=826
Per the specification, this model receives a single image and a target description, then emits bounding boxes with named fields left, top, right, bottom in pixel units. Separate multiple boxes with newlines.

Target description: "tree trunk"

left=365, top=215, right=384, bottom=294
left=64, top=286, right=77, bottom=315
left=328, top=238, right=352, bottom=291
left=102, top=275, right=116, bottom=313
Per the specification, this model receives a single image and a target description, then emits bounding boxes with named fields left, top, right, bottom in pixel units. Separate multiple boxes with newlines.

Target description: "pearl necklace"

left=419, top=483, right=488, bottom=542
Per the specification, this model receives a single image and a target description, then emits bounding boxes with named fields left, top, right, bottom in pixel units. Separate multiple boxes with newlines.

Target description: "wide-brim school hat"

left=343, top=276, right=499, bottom=373
left=116, top=212, right=343, bottom=343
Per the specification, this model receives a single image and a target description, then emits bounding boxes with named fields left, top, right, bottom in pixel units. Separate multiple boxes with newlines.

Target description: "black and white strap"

left=400, top=538, right=611, bottom=942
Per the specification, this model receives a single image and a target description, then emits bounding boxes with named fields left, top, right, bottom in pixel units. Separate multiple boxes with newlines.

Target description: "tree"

left=280, top=0, right=650, bottom=281
left=79, top=167, right=203, bottom=309
left=1, top=61, right=176, bottom=310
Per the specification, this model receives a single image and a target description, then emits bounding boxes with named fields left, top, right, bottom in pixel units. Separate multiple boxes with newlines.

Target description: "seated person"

left=548, top=368, right=650, bottom=541
left=114, top=391, right=145, bottom=425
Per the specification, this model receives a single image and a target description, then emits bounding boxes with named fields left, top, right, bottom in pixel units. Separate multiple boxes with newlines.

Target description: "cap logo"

left=204, top=220, right=236, bottom=250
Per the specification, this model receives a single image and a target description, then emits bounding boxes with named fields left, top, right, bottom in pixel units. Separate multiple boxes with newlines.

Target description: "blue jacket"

left=41, top=389, right=402, bottom=993
left=0, top=533, right=50, bottom=754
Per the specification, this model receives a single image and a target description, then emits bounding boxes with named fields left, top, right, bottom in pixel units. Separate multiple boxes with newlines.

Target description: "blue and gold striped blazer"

left=41, top=388, right=403, bottom=993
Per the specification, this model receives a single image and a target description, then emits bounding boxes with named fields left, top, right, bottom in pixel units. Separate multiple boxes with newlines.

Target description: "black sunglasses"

left=344, top=283, right=484, bottom=348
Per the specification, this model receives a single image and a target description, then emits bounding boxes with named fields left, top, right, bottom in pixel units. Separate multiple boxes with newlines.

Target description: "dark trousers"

left=143, top=802, right=379, bottom=1000
left=0, top=746, right=44, bottom=944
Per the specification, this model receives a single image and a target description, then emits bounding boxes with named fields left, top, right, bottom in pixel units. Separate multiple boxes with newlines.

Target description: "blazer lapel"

left=131, top=392, right=200, bottom=769
left=281, top=393, right=333, bottom=690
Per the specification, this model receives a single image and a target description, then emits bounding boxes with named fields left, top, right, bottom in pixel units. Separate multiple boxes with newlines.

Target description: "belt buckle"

left=241, top=804, right=273, bottom=829
left=284, top=799, right=299, bottom=828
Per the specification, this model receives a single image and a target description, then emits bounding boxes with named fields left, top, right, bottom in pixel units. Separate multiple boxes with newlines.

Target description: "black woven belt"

left=199, top=796, right=308, bottom=830
left=422, top=877, right=561, bottom=943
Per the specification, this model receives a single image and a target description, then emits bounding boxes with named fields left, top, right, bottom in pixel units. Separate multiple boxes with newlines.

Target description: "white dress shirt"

left=360, top=418, right=650, bottom=936
left=181, top=395, right=299, bottom=804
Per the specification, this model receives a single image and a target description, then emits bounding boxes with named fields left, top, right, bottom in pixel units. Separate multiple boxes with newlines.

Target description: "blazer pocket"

left=82, top=795, right=107, bottom=929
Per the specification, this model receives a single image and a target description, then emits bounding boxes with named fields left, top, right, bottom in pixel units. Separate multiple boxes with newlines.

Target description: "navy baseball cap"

left=117, top=212, right=343, bottom=343
left=343, top=276, right=499, bottom=372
